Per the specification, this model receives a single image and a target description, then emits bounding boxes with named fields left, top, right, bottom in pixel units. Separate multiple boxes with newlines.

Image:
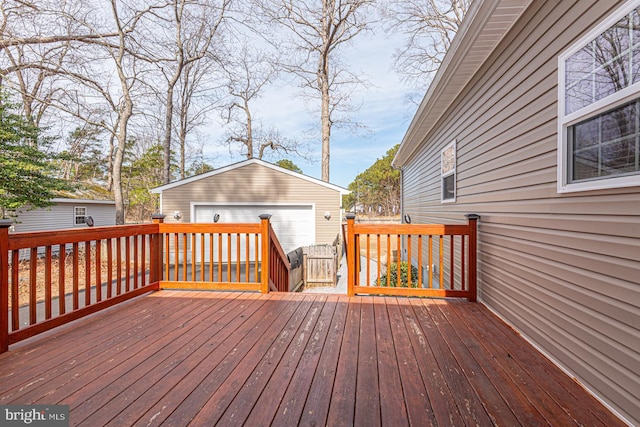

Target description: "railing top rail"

left=352, top=223, right=471, bottom=236
left=158, top=223, right=262, bottom=234
left=7, top=223, right=159, bottom=250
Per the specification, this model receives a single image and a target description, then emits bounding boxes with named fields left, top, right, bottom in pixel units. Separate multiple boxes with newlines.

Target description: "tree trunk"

left=179, top=104, right=188, bottom=178
left=246, top=98, right=253, bottom=159
left=107, top=133, right=115, bottom=192
left=163, top=85, right=174, bottom=184
left=180, top=126, right=185, bottom=179
left=112, top=139, right=126, bottom=224
left=321, top=76, right=330, bottom=182
left=320, top=0, right=331, bottom=182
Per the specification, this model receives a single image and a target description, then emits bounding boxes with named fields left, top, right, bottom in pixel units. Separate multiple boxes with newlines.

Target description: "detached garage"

left=151, top=159, right=348, bottom=253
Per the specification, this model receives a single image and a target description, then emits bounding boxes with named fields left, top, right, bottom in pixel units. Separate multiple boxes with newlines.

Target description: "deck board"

left=0, top=291, right=626, bottom=426
left=374, top=297, right=409, bottom=427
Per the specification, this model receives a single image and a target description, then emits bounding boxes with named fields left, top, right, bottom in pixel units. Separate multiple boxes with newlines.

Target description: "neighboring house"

left=393, top=0, right=639, bottom=425
left=151, top=159, right=349, bottom=254
left=11, top=198, right=116, bottom=233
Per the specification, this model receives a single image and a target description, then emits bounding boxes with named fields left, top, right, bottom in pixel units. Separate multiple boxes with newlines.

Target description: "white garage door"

left=194, top=204, right=315, bottom=254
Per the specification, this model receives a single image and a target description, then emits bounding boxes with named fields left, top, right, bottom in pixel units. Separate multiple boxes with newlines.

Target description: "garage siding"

left=399, top=0, right=640, bottom=424
left=161, top=162, right=343, bottom=246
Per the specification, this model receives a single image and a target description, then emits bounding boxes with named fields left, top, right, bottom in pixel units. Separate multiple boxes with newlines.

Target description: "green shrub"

left=376, top=262, right=419, bottom=288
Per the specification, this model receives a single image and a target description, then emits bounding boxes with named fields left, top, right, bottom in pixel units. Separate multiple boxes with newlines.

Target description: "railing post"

left=346, top=213, right=356, bottom=297
left=150, top=214, right=166, bottom=288
left=465, top=214, right=480, bottom=302
left=0, top=220, right=13, bottom=353
left=259, top=214, right=271, bottom=294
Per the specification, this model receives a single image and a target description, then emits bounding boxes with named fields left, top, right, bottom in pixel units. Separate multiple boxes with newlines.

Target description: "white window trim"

left=441, top=140, right=456, bottom=203
left=74, top=206, right=87, bottom=226
left=557, top=0, right=640, bottom=193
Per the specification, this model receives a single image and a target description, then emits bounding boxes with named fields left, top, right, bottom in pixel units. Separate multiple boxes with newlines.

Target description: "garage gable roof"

left=51, top=198, right=116, bottom=205
left=151, top=158, right=349, bottom=195
left=392, top=0, right=533, bottom=167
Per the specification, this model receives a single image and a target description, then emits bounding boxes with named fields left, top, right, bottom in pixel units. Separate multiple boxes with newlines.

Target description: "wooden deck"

left=0, top=291, right=624, bottom=426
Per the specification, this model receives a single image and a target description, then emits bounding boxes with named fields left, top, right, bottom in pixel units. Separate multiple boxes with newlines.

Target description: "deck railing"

left=0, top=215, right=289, bottom=352
left=344, top=213, right=479, bottom=301
left=1, top=213, right=479, bottom=353
left=0, top=220, right=161, bottom=352
left=158, top=220, right=264, bottom=292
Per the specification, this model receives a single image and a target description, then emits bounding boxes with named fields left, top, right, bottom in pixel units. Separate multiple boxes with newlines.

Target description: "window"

left=74, top=206, right=87, bottom=225
left=558, top=1, right=640, bottom=192
left=441, top=141, right=456, bottom=202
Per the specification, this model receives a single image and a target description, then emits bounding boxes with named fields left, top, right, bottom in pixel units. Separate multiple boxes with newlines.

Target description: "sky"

left=202, top=28, right=420, bottom=190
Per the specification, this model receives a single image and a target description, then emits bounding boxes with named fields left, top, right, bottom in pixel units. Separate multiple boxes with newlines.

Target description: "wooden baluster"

left=59, top=244, right=66, bottom=314
left=218, top=234, right=223, bottom=282
left=85, top=241, right=91, bottom=307
left=191, top=233, right=196, bottom=282
left=409, top=235, right=414, bottom=287
left=439, top=236, right=444, bottom=290
left=96, top=240, right=102, bottom=301
left=140, top=235, right=146, bottom=287
left=366, top=234, right=370, bottom=286
left=45, top=246, right=52, bottom=319
left=245, top=233, right=250, bottom=283
left=254, top=234, right=259, bottom=283
left=11, top=251, right=19, bottom=331
left=227, top=233, right=232, bottom=283
left=29, top=248, right=37, bottom=324
left=450, top=235, right=455, bottom=290
left=428, top=235, right=433, bottom=289
left=376, top=234, right=381, bottom=286
left=236, top=233, right=241, bottom=283
left=133, top=235, right=139, bottom=289
left=461, top=235, right=466, bottom=291
left=173, top=233, right=179, bottom=281
left=106, top=240, right=113, bottom=298
left=125, top=236, right=131, bottom=292
left=417, top=235, right=423, bottom=288
left=73, top=242, right=79, bottom=309
left=200, top=233, right=205, bottom=282
left=165, top=234, right=171, bottom=281
left=396, top=235, right=401, bottom=288
left=209, top=234, right=214, bottom=282
left=116, top=238, right=122, bottom=295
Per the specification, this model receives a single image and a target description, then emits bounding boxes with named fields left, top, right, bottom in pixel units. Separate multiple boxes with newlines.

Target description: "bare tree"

left=257, top=0, right=375, bottom=182
left=139, top=0, right=229, bottom=184
left=220, top=43, right=301, bottom=160
left=0, top=0, right=119, bottom=50
left=51, top=0, right=162, bottom=224
left=0, top=0, right=79, bottom=130
left=1, top=0, right=229, bottom=222
left=175, top=57, right=220, bottom=178
left=383, top=0, right=471, bottom=89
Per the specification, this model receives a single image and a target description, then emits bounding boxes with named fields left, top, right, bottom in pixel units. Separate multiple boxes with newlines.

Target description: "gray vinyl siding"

left=400, top=0, right=640, bottom=424
left=161, top=163, right=343, bottom=246
left=12, top=202, right=116, bottom=233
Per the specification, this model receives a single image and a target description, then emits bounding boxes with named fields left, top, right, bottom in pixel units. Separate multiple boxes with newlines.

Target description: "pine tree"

left=0, top=90, right=74, bottom=219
